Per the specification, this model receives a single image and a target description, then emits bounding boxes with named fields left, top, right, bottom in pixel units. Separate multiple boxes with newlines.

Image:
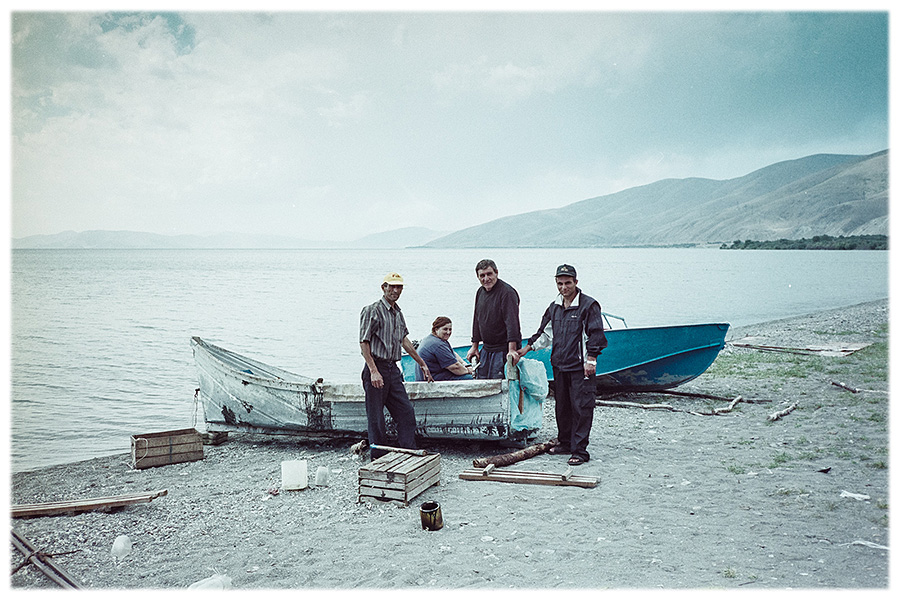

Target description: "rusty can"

left=419, top=500, right=443, bottom=531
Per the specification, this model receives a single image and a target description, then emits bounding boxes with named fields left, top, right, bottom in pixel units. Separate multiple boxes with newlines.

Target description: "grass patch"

left=708, top=350, right=831, bottom=381
left=768, top=452, right=792, bottom=468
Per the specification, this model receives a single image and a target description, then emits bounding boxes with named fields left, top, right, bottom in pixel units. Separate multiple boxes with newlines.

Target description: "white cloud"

left=317, top=91, right=372, bottom=127
left=9, top=11, right=889, bottom=241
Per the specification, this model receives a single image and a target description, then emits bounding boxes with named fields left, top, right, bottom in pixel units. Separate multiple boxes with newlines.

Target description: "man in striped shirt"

left=360, top=272, right=433, bottom=460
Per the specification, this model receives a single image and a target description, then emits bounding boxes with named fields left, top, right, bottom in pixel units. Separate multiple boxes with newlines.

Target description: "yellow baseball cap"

left=383, top=272, right=404, bottom=285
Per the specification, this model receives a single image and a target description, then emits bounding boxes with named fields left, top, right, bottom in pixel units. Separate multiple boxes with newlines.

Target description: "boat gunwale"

left=192, top=336, right=509, bottom=400
left=603, top=322, right=731, bottom=334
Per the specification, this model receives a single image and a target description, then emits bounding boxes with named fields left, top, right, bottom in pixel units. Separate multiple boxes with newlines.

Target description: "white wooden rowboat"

left=190, top=337, right=533, bottom=442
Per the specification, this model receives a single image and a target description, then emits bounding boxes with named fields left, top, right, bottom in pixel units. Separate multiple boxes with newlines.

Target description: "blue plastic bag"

left=505, top=357, right=548, bottom=432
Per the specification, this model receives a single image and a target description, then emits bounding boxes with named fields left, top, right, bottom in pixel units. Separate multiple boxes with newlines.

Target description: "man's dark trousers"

left=362, top=359, right=417, bottom=460
left=475, top=349, right=506, bottom=379
left=552, top=369, right=596, bottom=461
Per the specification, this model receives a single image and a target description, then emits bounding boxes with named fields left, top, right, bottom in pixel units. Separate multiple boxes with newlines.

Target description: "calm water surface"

left=9, top=248, right=888, bottom=472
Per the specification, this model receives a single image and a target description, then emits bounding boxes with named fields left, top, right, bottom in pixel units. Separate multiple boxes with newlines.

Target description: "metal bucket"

left=419, top=500, right=443, bottom=531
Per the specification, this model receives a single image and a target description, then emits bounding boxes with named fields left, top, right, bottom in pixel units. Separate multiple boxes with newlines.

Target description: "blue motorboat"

left=402, top=319, right=730, bottom=393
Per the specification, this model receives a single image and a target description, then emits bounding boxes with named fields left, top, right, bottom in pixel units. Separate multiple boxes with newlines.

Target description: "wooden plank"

left=401, top=458, right=439, bottom=483
left=357, top=495, right=406, bottom=508
left=359, top=456, right=409, bottom=479
left=12, top=490, right=168, bottom=519
left=359, top=485, right=407, bottom=502
left=404, top=468, right=441, bottom=502
left=382, top=453, right=425, bottom=474
left=359, top=479, right=407, bottom=492
left=365, top=452, right=410, bottom=471
left=459, top=468, right=598, bottom=488
left=133, top=450, right=205, bottom=470
left=371, top=454, right=431, bottom=480
left=395, top=454, right=438, bottom=476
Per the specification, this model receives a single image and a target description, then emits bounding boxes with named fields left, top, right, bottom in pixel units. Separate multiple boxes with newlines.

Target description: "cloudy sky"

left=9, top=8, right=890, bottom=242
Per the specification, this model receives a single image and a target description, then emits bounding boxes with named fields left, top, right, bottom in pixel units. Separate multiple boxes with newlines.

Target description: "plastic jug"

left=315, top=466, right=329, bottom=486
left=281, top=459, right=308, bottom=490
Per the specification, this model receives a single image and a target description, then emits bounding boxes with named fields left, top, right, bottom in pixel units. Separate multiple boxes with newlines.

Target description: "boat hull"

left=402, top=323, right=730, bottom=392
left=190, top=337, right=525, bottom=441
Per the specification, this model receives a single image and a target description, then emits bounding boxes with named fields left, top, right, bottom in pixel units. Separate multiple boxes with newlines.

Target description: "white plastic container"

left=281, top=459, right=308, bottom=490
left=315, top=466, right=329, bottom=486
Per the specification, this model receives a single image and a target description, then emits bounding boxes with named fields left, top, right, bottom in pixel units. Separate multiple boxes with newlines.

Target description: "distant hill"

left=11, top=228, right=448, bottom=249
left=424, top=150, right=888, bottom=248
left=346, top=227, right=450, bottom=248
left=13, top=151, right=888, bottom=249
left=11, top=230, right=332, bottom=249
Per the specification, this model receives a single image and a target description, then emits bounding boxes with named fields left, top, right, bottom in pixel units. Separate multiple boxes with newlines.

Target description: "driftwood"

left=595, top=396, right=745, bottom=417
left=767, top=402, right=798, bottom=422
left=732, top=339, right=870, bottom=357
left=472, top=440, right=558, bottom=468
left=641, top=389, right=744, bottom=402
left=831, top=380, right=860, bottom=393
left=840, top=540, right=889, bottom=550
left=830, top=380, right=888, bottom=395
left=600, top=390, right=768, bottom=404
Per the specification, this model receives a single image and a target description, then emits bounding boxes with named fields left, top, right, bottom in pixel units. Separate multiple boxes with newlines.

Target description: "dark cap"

left=555, top=264, right=577, bottom=279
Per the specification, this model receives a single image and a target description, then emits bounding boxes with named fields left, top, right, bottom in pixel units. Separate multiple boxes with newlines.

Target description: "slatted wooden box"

left=131, top=428, right=204, bottom=470
left=358, top=452, right=440, bottom=506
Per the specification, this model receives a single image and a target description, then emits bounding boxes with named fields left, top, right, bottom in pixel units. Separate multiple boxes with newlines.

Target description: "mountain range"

left=424, top=150, right=888, bottom=248
left=12, top=150, right=887, bottom=249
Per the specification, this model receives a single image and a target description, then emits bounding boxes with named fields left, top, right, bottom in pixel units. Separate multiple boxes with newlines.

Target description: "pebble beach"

left=8, top=299, right=891, bottom=590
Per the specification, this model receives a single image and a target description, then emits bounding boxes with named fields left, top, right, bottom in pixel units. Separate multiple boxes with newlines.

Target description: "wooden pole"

left=368, top=444, right=429, bottom=456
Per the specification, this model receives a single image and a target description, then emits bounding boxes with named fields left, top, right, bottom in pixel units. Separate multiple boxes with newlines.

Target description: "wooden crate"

left=358, top=452, right=440, bottom=506
left=131, top=428, right=203, bottom=470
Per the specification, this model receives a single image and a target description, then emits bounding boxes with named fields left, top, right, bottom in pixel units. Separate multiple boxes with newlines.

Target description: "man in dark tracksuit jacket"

left=517, top=264, right=607, bottom=465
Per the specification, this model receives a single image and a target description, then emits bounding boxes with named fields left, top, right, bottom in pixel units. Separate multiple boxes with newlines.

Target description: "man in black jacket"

left=517, top=264, right=607, bottom=466
left=466, top=259, right=522, bottom=379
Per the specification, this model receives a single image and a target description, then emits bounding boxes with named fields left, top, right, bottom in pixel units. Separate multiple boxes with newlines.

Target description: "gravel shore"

left=8, top=299, right=890, bottom=590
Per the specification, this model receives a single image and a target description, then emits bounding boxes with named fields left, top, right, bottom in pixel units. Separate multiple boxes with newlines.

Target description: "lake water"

left=8, top=248, right=889, bottom=472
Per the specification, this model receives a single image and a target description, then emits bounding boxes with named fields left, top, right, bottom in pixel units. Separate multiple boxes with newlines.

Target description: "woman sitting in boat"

left=414, top=316, right=475, bottom=381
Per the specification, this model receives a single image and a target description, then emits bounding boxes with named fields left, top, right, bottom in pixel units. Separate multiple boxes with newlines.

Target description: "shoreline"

left=8, top=297, right=890, bottom=477
left=9, top=299, right=890, bottom=589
